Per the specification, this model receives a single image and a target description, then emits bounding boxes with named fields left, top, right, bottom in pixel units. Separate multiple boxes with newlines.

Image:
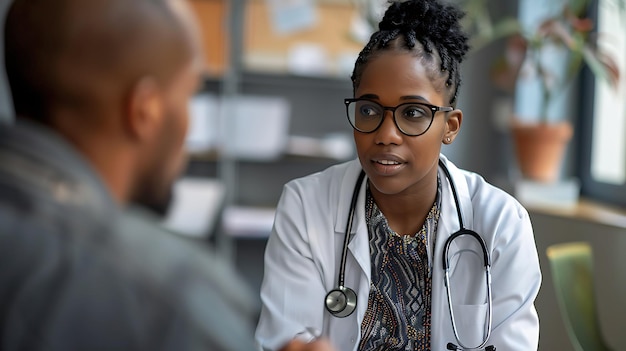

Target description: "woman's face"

left=353, top=51, right=461, bottom=197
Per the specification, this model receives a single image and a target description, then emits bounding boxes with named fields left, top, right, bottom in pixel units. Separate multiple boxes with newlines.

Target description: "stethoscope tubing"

left=337, top=170, right=366, bottom=289
left=440, top=160, right=494, bottom=350
left=327, top=160, right=494, bottom=350
left=443, top=230, right=493, bottom=350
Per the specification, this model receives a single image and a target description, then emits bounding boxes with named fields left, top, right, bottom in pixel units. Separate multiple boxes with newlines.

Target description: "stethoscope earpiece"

left=325, top=286, right=357, bottom=317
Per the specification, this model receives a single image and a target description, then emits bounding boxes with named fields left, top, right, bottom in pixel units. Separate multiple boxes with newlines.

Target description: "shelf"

left=203, top=70, right=353, bottom=90
left=185, top=155, right=341, bottom=208
left=162, top=177, right=226, bottom=239
left=222, top=205, right=276, bottom=239
left=187, top=133, right=355, bottom=163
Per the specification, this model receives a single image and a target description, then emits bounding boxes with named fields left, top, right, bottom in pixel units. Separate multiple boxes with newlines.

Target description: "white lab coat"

left=255, top=155, right=541, bottom=351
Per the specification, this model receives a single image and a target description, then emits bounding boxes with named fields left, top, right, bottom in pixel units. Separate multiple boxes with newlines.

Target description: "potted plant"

left=461, top=0, right=622, bottom=182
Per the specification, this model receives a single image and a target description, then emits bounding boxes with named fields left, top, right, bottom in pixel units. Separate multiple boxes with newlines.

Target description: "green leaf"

left=471, top=17, right=523, bottom=53
left=581, top=44, right=618, bottom=88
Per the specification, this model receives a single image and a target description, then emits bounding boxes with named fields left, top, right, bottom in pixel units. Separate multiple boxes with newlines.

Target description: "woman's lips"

left=371, top=158, right=405, bottom=175
left=375, top=159, right=401, bottom=165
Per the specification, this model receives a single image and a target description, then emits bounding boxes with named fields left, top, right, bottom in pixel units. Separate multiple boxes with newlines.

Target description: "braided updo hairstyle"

left=351, top=0, right=470, bottom=105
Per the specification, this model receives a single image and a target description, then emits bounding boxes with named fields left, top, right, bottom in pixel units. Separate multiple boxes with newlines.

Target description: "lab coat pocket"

left=450, top=302, right=488, bottom=348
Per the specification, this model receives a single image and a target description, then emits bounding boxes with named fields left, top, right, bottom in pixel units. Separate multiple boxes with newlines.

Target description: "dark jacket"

left=0, top=121, right=258, bottom=350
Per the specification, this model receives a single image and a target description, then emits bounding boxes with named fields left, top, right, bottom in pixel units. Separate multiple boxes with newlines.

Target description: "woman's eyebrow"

left=356, top=93, right=379, bottom=100
left=355, top=94, right=429, bottom=102
left=399, top=95, right=428, bottom=102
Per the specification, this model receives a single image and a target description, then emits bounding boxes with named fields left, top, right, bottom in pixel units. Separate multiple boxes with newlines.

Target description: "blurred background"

left=1, top=0, right=625, bottom=349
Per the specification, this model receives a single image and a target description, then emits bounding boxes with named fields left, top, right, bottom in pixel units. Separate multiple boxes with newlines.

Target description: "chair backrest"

left=546, top=242, right=612, bottom=351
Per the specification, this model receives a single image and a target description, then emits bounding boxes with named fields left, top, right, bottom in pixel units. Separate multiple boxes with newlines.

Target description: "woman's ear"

left=125, top=76, right=163, bottom=141
left=443, top=109, right=462, bottom=144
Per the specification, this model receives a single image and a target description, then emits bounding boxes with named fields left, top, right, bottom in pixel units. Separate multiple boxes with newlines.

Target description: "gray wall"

left=444, top=0, right=519, bottom=183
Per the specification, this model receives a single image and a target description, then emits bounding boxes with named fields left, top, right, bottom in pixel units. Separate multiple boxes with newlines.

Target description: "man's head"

left=5, top=0, right=204, bottom=213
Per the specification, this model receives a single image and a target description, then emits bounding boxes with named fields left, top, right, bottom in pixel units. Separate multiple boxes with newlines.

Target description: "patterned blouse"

left=358, top=177, right=442, bottom=351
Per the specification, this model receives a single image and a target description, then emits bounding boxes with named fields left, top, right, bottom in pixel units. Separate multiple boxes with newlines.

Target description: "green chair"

left=546, top=242, right=613, bottom=351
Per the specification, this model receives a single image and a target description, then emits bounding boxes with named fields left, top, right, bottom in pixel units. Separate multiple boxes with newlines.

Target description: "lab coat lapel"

left=333, top=159, right=371, bottom=287
left=346, top=187, right=370, bottom=282
left=334, top=159, right=363, bottom=235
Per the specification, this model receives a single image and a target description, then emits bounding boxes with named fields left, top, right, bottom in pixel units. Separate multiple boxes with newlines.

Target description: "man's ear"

left=125, top=76, right=163, bottom=141
left=443, top=109, right=462, bottom=144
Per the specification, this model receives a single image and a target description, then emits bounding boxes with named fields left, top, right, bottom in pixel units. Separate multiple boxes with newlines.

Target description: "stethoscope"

left=324, top=160, right=495, bottom=351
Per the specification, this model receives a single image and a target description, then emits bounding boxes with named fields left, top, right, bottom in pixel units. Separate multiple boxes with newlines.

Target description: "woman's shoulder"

left=448, top=165, right=533, bottom=244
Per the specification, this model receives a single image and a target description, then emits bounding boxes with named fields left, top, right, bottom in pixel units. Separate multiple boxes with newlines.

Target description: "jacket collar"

left=0, top=120, right=118, bottom=219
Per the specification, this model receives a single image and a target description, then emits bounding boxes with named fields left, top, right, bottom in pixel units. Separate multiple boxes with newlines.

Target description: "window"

left=579, top=0, right=626, bottom=208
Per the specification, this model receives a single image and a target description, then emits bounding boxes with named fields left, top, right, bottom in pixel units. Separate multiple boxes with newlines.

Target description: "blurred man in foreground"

left=0, top=0, right=335, bottom=350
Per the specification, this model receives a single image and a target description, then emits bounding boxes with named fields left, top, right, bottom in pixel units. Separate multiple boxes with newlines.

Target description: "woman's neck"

left=369, top=176, right=438, bottom=236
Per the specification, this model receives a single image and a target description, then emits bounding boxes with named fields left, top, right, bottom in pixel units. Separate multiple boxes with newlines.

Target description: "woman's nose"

left=374, top=111, right=403, bottom=145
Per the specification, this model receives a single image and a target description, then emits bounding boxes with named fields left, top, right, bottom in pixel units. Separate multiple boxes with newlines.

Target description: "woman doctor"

left=255, top=0, right=541, bottom=350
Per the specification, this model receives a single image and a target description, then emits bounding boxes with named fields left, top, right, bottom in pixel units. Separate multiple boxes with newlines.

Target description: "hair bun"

left=379, top=1, right=428, bottom=32
left=378, top=0, right=466, bottom=45
left=352, top=0, right=470, bottom=105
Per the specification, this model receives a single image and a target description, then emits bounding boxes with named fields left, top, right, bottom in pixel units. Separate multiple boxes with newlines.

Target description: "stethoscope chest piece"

left=325, top=286, right=357, bottom=317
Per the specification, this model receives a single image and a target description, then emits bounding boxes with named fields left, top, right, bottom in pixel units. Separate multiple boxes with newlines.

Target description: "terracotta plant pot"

left=511, top=120, right=574, bottom=183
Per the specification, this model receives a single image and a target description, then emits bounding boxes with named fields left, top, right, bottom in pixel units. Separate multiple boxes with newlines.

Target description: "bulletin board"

left=188, top=0, right=229, bottom=77
left=188, top=0, right=364, bottom=77
left=243, top=0, right=364, bottom=75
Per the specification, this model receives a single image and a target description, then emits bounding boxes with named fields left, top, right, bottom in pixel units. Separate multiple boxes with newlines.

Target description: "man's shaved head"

left=5, top=0, right=195, bottom=121
left=4, top=0, right=204, bottom=210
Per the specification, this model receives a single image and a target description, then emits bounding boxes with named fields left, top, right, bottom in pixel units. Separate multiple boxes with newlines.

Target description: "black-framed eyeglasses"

left=344, top=98, right=453, bottom=136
